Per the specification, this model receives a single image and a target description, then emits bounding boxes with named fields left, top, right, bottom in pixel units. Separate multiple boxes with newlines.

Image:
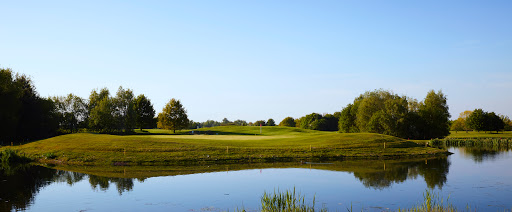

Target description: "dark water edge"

left=1, top=146, right=511, bottom=212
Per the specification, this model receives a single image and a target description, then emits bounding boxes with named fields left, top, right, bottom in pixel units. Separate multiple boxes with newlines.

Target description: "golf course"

left=2, top=126, right=449, bottom=166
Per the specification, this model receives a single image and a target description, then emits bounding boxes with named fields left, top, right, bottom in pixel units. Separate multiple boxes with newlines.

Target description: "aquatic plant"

left=260, top=187, right=327, bottom=212
left=397, top=190, right=457, bottom=212
left=0, top=148, right=32, bottom=165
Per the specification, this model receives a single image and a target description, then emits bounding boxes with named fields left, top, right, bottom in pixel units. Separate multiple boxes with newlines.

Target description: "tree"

left=202, top=120, right=221, bottom=127
left=322, top=114, right=338, bottom=131
left=89, top=96, right=115, bottom=133
left=418, top=90, right=450, bottom=139
left=267, top=118, right=276, bottom=126
left=458, top=110, right=473, bottom=132
left=299, top=113, right=322, bottom=129
left=0, top=68, right=22, bottom=142
left=53, top=94, right=88, bottom=133
left=0, top=69, right=59, bottom=143
left=222, top=118, right=231, bottom=125
left=279, top=117, right=296, bottom=127
left=486, top=112, right=504, bottom=133
left=500, top=115, right=512, bottom=131
left=157, top=98, right=189, bottom=133
left=450, top=118, right=465, bottom=132
left=113, top=87, right=135, bottom=133
left=233, top=119, right=247, bottom=126
left=134, top=94, right=155, bottom=130
left=339, top=104, right=358, bottom=133
left=466, top=109, right=486, bottom=132
left=254, top=120, right=266, bottom=126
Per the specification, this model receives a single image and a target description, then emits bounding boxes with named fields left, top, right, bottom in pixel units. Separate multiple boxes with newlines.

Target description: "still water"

left=1, top=146, right=511, bottom=212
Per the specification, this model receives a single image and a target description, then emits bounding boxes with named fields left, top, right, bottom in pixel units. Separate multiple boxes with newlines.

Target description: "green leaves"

left=157, top=98, right=189, bottom=133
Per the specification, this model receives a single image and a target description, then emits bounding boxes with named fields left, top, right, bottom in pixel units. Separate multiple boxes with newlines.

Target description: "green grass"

left=2, top=126, right=448, bottom=166
left=237, top=189, right=461, bottom=212
left=447, top=130, right=512, bottom=138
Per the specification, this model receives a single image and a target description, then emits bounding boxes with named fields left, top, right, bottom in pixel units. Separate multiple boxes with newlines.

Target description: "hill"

left=4, top=126, right=448, bottom=166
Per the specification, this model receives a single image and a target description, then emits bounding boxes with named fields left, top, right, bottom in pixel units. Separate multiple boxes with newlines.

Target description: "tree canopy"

left=279, top=117, right=296, bottom=127
left=338, top=89, right=451, bottom=139
left=267, top=118, right=276, bottom=126
left=157, top=98, right=189, bottom=133
left=134, top=94, right=156, bottom=130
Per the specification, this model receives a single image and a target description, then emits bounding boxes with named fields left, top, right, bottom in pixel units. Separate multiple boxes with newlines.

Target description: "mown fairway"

left=4, top=126, right=447, bottom=166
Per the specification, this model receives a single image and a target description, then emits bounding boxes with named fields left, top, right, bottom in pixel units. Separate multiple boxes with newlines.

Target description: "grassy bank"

left=447, top=130, right=512, bottom=138
left=2, top=126, right=447, bottom=166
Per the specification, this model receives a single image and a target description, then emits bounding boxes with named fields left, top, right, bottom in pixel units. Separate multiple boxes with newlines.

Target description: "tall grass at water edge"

left=0, top=148, right=32, bottom=165
left=236, top=190, right=484, bottom=212
left=429, top=138, right=511, bottom=150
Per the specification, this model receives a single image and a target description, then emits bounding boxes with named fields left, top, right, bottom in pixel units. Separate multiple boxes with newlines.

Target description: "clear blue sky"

left=1, top=1, right=511, bottom=123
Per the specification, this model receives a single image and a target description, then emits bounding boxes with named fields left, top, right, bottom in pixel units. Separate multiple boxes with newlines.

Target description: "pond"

left=1, top=146, right=511, bottom=212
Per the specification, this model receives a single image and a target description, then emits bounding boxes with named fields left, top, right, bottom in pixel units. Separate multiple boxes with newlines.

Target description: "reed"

left=430, top=138, right=511, bottom=151
left=260, top=187, right=327, bottom=212
left=0, top=148, right=32, bottom=165
left=398, top=190, right=456, bottom=212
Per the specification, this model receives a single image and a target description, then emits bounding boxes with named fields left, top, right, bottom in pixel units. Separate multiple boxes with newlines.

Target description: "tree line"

left=0, top=68, right=190, bottom=144
left=451, top=109, right=511, bottom=133
left=277, top=89, right=451, bottom=139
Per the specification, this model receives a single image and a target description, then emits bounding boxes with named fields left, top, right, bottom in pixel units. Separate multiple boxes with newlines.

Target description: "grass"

left=0, top=148, right=32, bottom=165
left=260, top=187, right=326, bottom=212
left=447, top=130, right=512, bottom=138
left=238, top=189, right=462, bottom=212
left=2, top=126, right=448, bottom=166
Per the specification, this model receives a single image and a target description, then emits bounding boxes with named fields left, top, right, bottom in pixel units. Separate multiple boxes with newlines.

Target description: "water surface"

left=1, top=146, right=511, bottom=211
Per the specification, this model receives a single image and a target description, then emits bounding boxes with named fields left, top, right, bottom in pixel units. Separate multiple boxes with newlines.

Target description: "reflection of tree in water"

left=458, top=147, right=509, bottom=163
left=0, top=165, right=57, bottom=212
left=89, top=175, right=135, bottom=195
left=0, top=165, right=141, bottom=211
left=354, top=165, right=409, bottom=189
left=352, top=157, right=450, bottom=190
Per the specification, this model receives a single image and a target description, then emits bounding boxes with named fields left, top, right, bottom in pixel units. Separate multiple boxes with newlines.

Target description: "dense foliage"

left=338, top=89, right=451, bottom=139
left=267, top=118, right=276, bottom=126
left=0, top=68, right=59, bottom=144
left=134, top=94, right=156, bottom=130
left=157, top=98, right=189, bottom=133
left=451, top=109, right=508, bottom=133
left=279, top=117, right=296, bottom=127
left=296, top=113, right=339, bottom=131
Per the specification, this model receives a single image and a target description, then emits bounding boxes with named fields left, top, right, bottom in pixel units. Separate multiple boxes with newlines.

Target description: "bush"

left=1, top=149, right=32, bottom=164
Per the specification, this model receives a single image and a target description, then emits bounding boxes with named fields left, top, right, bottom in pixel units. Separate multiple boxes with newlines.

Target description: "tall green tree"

left=322, top=114, right=339, bottom=131
left=486, top=112, right=504, bottom=133
left=299, top=113, right=322, bottom=129
left=233, top=119, right=247, bottom=126
left=89, top=96, right=115, bottom=133
left=339, top=104, right=358, bottom=133
left=134, top=94, right=155, bottom=130
left=113, top=87, right=136, bottom=132
left=418, top=90, right=450, bottom=139
left=267, top=118, right=276, bottom=126
left=279, top=117, right=296, bottom=127
left=466, top=109, right=486, bottom=132
left=0, top=68, right=22, bottom=142
left=0, top=69, right=59, bottom=143
left=53, top=94, right=88, bottom=132
left=254, top=120, right=266, bottom=126
left=157, top=98, right=189, bottom=133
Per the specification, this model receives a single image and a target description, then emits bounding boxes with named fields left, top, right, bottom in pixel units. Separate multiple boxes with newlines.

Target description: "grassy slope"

left=447, top=130, right=512, bottom=138
left=4, top=126, right=447, bottom=166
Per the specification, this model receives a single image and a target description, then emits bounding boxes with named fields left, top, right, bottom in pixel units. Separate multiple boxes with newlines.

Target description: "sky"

left=1, top=1, right=511, bottom=123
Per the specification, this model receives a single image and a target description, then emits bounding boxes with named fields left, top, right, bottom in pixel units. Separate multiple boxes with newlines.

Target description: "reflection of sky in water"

left=10, top=148, right=512, bottom=212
